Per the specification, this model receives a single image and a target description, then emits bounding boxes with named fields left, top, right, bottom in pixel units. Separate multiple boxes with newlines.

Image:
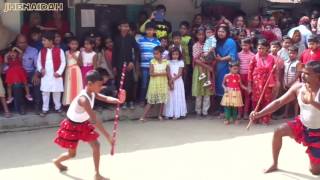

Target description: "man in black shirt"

left=112, top=20, right=140, bottom=109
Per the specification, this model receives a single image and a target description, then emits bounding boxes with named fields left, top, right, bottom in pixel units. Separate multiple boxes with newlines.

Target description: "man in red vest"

left=37, top=31, right=66, bottom=116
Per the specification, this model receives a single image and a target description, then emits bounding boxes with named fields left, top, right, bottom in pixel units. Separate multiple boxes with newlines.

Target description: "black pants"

left=12, top=84, right=25, bottom=113
left=116, top=69, right=136, bottom=103
left=27, top=72, right=42, bottom=112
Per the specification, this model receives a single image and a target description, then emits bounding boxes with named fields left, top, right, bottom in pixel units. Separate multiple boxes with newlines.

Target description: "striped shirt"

left=137, top=36, right=161, bottom=68
left=284, top=59, right=299, bottom=87
left=238, top=50, right=255, bottom=74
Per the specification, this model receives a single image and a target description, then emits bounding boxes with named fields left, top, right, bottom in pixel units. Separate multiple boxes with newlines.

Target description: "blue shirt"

left=137, top=36, right=160, bottom=68
left=22, top=46, right=38, bottom=73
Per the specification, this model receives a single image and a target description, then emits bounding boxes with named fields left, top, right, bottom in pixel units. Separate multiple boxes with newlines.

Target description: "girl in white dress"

left=164, top=47, right=187, bottom=119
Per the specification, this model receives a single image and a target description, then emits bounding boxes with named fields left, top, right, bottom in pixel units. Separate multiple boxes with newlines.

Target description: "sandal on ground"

left=25, top=94, right=33, bottom=101
left=158, top=116, right=163, bottom=121
left=6, top=97, right=14, bottom=104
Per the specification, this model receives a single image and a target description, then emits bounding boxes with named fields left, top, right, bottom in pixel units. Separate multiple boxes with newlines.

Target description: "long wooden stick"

left=111, top=63, right=127, bottom=155
left=246, top=65, right=276, bottom=130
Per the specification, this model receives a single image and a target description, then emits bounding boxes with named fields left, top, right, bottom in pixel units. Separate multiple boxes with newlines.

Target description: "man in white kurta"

left=37, top=36, right=66, bottom=115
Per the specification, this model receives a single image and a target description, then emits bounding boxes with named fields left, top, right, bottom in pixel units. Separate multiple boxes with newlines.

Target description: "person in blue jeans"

left=137, top=22, right=161, bottom=104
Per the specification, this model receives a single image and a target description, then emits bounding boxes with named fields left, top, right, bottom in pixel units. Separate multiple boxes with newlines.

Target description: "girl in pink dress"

left=80, top=38, right=97, bottom=86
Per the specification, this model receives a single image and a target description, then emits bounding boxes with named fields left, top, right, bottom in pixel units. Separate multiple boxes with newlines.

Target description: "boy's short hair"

left=119, top=19, right=129, bottom=26
left=153, top=46, right=164, bottom=53
left=241, top=37, right=252, bottom=45
left=308, top=35, right=319, bottom=43
left=42, top=31, right=55, bottom=41
left=155, top=4, right=166, bottom=12
left=172, top=31, right=181, bottom=38
left=30, top=27, right=41, bottom=35
left=288, top=45, right=299, bottom=53
left=86, top=70, right=103, bottom=83
left=67, top=37, right=78, bottom=44
left=145, top=21, right=156, bottom=30
left=270, top=40, right=281, bottom=47
left=205, top=24, right=215, bottom=31
left=95, top=67, right=110, bottom=77
left=159, top=36, right=169, bottom=41
left=282, top=35, right=292, bottom=42
left=179, top=21, right=190, bottom=29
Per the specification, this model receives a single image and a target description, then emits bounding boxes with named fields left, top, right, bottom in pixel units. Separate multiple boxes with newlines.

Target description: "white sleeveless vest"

left=298, top=85, right=320, bottom=129
left=67, top=90, right=95, bottom=123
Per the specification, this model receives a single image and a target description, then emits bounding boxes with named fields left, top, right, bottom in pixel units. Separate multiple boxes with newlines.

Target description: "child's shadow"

left=61, top=172, right=84, bottom=180
left=61, top=172, right=111, bottom=180
left=278, top=169, right=319, bottom=180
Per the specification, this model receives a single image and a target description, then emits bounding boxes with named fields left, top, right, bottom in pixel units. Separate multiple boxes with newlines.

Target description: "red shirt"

left=300, top=48, right=320, bottom=64
left=225, top=74, right=241, bottom=90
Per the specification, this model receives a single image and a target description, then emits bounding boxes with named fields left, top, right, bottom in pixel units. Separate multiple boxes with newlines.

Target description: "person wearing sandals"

left=37, top=31, right=66, bottom=116
left=0, top=55, right=11, bottom=118
left=140, top=46, right=170, bottom=122
left=5, top=47, right=33, bottom=104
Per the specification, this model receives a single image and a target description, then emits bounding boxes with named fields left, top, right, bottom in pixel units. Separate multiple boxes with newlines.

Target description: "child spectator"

left=248, top=39, right=277, bottom=125
left=179, top=21, right=193, bottom=96
left=5, top=47, right=33, bottom=104
left=37, top=31, right=66, bottom=116
left=192, top=28, right=214, bottom=116
left=164, top=47, right=187, bottom=119
left=238, top=38, right=255, bottom=119
left=221, top=61, right=249, bottom=125
left=137, top=22, right=160, bottom=103
left=29, top=27, right=42, bottom=51
left=277, top=35, right=292, bottom=62
left=282, top=45, right=299, bottom=118
left=54, top=31, right=68, bottom=52
left=270, top=40, right=284, bottom=99
left=200, top=25, right=217, bottom=87
left=300, top=34, right=320, bottom=65
left=62, top=37, right=83, bottom=106
left=140, top=46, right=170, bottom=121
left=80, top=37, right=97, bottom=86
left=160, top=36, right=169, bottom=59
left=103, top=36, right=114, bottom=79
left=95, top=67, right=117, bottom=109
left=113, top=20, right=140, bottom=109
left=0, top=55, right=11, bottom=118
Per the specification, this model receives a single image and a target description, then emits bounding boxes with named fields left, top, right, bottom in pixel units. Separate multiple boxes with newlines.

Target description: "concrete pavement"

left=0, top=117, right=319, bottom=180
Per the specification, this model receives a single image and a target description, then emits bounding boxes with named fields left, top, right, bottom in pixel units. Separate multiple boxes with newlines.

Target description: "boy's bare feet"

left=264, top=164, right=278, bottom=173
left=224, top=120, right=230, bottom=125
left=53, top=159, right=68, bottom=172
left=234, top=120, right=240, bottom=125
left=95, top=173, right=109, bottom=180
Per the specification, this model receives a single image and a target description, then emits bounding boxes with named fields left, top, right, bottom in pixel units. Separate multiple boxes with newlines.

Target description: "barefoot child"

left=5, top=47, right=33, bottom=104
left=140, top=46, right=170, bottom=121
left=282, top=45, right=299, bottom=118
left=164, top=47, right=187, bottom=119
left=54, top=70, right=126, bottom=180
left=62, top=37, right=83, bottom=105
left=250, top=61, right=320, bottom=175
left=221, top=61, right=249, bottom=124
left=238, top=38, right=255, bottom=119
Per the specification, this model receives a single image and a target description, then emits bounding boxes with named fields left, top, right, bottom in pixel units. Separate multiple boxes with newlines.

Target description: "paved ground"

left=0, top=116, right=318, bottom=180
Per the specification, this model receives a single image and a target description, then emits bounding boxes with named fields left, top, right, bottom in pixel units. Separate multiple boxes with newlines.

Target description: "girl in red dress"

left=221, top=61, right=249, bottom=125
left=5, top=47, right=33, bottom=104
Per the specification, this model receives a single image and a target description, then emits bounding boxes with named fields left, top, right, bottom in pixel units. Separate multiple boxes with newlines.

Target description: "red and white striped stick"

left=246, top=65, right=276, bottom=130
left=111, top=62, right=127, bottom=155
